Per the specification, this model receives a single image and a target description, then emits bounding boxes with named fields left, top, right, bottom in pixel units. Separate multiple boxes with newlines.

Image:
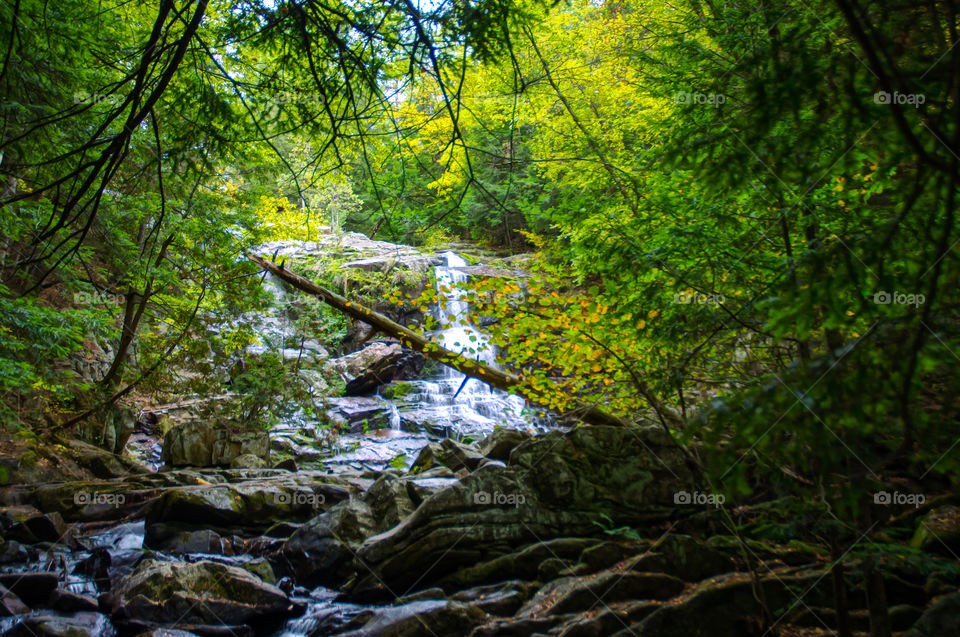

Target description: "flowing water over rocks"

left=4, top=238, right=957, bottom=636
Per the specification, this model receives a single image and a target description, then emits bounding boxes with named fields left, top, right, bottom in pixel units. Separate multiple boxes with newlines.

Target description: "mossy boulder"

left=105, top=559, right=292, bottom=626
left=911, top=506, right=960, bottom=558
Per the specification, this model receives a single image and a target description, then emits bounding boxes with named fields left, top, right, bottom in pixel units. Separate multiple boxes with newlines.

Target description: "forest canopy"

left=1, top=0, right=958, bottom=555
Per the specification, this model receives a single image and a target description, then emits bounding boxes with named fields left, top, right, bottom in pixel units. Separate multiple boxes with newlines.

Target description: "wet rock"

left=0, top=538, right=29, bottom=564
left=323, top=396, right=395, bottom=433
left=145, top=526, right=229, bottom=554
left=3, top=611, right=116, bottom=637
left=145, top=481, right=348, bottom=534
left=162, top=421, right=270, bottom=467
left=2, top=508, right=68, bottom=544
left=324, top=341, right=423, bottom=396
left=229, top=454, right=267, bottom=470
left=411, top=439, right=485, bottom=473
left=105, top=559, right=292, bottom=627
left=362, top=472, right=416, bottom=530
left=343, top=254, right=442, bottom=272
left=337, top=599, right=486, bottom=637
left=478, top=428, right=530, bottom=462
left=0, top=584, right=28, bottom=616
left=48, top=589, right=99, bottom=613
left=283, top=499, right=378, bottom=586
left=0, top=572, right=59, bottom=607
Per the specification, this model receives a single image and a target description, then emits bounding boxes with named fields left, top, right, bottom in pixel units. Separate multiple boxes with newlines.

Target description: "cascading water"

left=385, top=252, right=540, bottom=438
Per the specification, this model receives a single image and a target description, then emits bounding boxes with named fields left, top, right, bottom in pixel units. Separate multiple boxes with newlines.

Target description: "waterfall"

left=435, top=251, right=496, bottom=376
left=390, top=251, right=537, bottom=435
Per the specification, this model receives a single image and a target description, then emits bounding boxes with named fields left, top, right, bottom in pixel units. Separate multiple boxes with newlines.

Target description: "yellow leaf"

left=648, top=309, right=659, bottom=319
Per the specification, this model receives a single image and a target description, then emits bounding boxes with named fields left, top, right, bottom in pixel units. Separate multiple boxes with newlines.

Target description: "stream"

left=0, top=247, right=548, bottom=637
left=271, top=250, right=548, bottom=474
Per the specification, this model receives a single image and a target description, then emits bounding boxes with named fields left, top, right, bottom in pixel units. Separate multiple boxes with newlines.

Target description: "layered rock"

left=324, top=341, right=424, bottom=396
left=162, top=420, right=270, bottom=467
left=104, top=559, right=294, bottom=629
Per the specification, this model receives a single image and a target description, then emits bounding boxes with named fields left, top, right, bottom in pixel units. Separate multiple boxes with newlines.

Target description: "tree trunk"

left=249, top=253, right=633, bottom=428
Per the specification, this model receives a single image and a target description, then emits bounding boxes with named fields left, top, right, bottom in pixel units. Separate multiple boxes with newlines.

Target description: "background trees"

left=2, top=0, right=958, bottom=557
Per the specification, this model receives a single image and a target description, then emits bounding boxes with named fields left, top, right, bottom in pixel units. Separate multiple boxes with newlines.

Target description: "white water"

left=384, top=252, right=539, bottom=437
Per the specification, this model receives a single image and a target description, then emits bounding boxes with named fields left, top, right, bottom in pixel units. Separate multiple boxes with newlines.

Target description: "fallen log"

left=248, top=253, right=632, bottom=428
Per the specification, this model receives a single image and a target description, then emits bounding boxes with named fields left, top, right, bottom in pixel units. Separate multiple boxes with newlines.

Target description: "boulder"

left=162, top=421, right=269, bottom=467
left=347, top=463, right=547, bottom=599
left=448, top=580, right=534, bottom=617
left=3, top=612, right=116, bottom=637
left=323, top=396, right=395, bottom=432
left=324, top=341, right=423, bottom=396
left=0, top=584, right=28, bottom=616
left=105, top=559, right=292, bottom=627
left=508, top=425, right=695, bottom=525
left=48, top=589, right=100, bottom=613
left=336, top=599, right=486, bottom=637
left=411, top=439, right=485, bottom=473
left=478, top=428, right=531, bottom=462
left=912, top=506, right=960, bottom=558
left=347, top=426, right=694, bottom=598
left=2, top=507, right=68, bottom=544
left=230, top=454, right=267, bottom=470
left=342, top=254, right=443, bottom=272
left=362, top=472, right=417, bottom=530
left=0, top=572, right=59, bottom=607
left=144, top=481, right=349, bottom=543
left=904, top=592, right=960, bottom=636
left=145, top=526, right=230, bottom=555
left=283, top=499, right=378, bottom=586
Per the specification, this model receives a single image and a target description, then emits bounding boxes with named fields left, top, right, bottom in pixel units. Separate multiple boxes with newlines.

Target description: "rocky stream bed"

left=1, top=424, right=960, bottom=636
left=1, top=238, right=958, bottom=636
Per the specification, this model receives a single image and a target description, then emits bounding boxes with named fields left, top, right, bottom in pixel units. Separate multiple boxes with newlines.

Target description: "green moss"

left=381, top=381, right=415, bottom=400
